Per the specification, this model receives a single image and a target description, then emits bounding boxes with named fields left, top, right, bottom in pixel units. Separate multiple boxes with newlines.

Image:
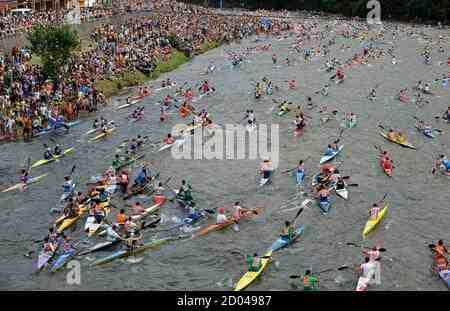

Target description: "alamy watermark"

left=367, top=0, right=382, bottom=25
left=170, top=124, right=280, bottom=169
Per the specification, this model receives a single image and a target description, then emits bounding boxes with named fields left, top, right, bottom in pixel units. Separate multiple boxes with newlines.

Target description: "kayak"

left=57, top=199, right=110, bottom=233
left=49, top=250, right=76, bottom=273
left=234, top=250, right=272, bottom=291
left=115, top=153, right=145, bottom=170
left=30, top=148, right=74, bottom=169
left=415, top=125, right=436, bottom=138
left=91, top=235, right=187, bottom=266
left=78, top=239, right=121, bottom=256
left=37, top=250, right=56, bottom=270
left=430, top=247, right=450, bottom=288
left=193, top=208, right=262, bottom=238
left=318, top=199, right=332, bottom=214
left=380, top=160, right=393, bottom=177
left=380, top=132, right=416, bottom=149
left=153, top=82, right=176, bottom=93
left=89, top=128, right=115, bottom=142
left=1, top=173, right=48, bottom=193
left=85, top=128, right=100, bottom=135
left=362, top=201, right=389, bottom=238
left=35, top=120, right=81, bottom=137
left=319, top=145, right=344, bottom=164
left=269, top=225, right=304, bottom=252
left=335, top=183, right=349, bottom=200
left=156, top=139, right=185, bottom=153
left=130, top=202, right=162, bottom=222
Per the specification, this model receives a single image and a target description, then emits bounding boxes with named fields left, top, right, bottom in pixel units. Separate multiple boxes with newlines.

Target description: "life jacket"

left=115, top=213, right=127, bottom=225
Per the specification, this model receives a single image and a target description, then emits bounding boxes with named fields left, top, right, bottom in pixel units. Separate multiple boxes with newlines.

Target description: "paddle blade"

left=289, top=275, right=301, bottom=279
left=203, top=208, right=215, bottom=214
left=347, top=183, right=359, bottom=187
left=337, top=265, right=350, bottom=271
left=293, top=208, right=304, bottom=221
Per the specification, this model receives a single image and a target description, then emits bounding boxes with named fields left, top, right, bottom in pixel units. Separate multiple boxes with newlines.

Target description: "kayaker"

left=124, top=216, right=140, bottom=235
left=369, top=202, right=382, bottom=219
left=368, top=88, right=376, bottom=101
left=131, top=202, right=145, bottom=215
left=43, top=144, right=53, bottom=160
left=260, top=159, right=273, bottom=180
left=61, top=235, right=77, bottom=254
left=278, top=101, right=290, bottom=114
left=433, top=253, right=449, bottom=272
left=20, top=168, right=32, bottom=186
left=433, top=240, right=449, bottom=256
left=335, top=175, right=346, bottom=191
left=416, top=120, right=433, bottom=136
left=247, top=253, right=262, bottom=272
left=154, top=182, right=165, bottom=195
left=272, top=53, right=277, bottom=64
left=303, top=270, right=319, bottom=291
left=118, top=171, right=129, bottom=194
left=438, top=155, right=450, bottom=173
left=47, top=227, right=59, bottom=244
left=115, top=209, right=127, bottom=230
left=177, top=180, right=194, bottom=206
left=134, top=166, right=150, bottom=188
left=362, top=246, right=382, bottom=285
left=61, top=175, right=75, bottom=202
left=164, top=133, right=175, bottom=145
left=42, top=237, right=57, bottom=254
left=216, top=207, right=229, bottom=224
left=356, top=257, right=376, bottom=291
left=92, top=119, right=99, bottom=129
left=443, top=107, right=450, bottom=121
left=324, top=142, right=339, bottom=156
left=317, top=185, right=330, bottom=207
left=294, top=113, right=306, bottom=133
left=124, top=229, right=143, bottom=251
left=62, top=198, right=78, bottom=219
left=288, top=80, right=296, bottom=89
left=387, top=129, right=397, bottom=141
left=231, top=202, right=253, bottom=221
left=74, top=191, right=88, bottom=205
left=280, top=221, right=295, bottom=241
left=53, top=144, right=62, bottom=156
left=296, top=160, right=305, bottom=186
left=112, top=155, right=121, bottom=172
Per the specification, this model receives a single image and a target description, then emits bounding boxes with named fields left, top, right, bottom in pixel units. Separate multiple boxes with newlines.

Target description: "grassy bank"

left=95, top=41, right=218, bottom=98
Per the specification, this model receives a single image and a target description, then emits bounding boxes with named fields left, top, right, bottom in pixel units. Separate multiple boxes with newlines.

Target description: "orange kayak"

left=192, top=208, right=262, bottom=239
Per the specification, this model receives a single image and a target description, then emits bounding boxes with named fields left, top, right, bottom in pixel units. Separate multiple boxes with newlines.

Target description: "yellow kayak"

left=89, top=128, right=115, bottom=142
left=380, top=132, right=416, bottom=149
left=234, top=250, right=272, bottom=291
left=30, top=148, right=74, bottom=169
left=362, top=202, right=389, bottom=238
left=1, top=174, right=48, bottom=193
left=57, top=199, right=110, bottom=233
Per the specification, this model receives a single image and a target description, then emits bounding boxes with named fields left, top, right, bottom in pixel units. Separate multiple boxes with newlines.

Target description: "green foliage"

left=27, top=24, right=80, bottom=78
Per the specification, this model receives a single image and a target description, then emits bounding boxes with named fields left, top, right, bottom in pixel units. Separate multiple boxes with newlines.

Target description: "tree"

left=27, top=24, right=80, bottom=79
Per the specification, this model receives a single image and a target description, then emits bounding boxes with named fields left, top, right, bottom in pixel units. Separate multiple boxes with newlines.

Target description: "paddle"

left=347, top=183, right=359, bottom=187
left=291, top=208, right=304, bottom=224
left=346, top=242, right=386, bottom=252
left=289, top=265, right=350, bottom=278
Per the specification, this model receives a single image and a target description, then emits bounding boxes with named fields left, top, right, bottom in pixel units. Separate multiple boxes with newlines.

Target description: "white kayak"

left=319, top=145, right=344, bottom=164
left=335, top=187, right=349, bottom=200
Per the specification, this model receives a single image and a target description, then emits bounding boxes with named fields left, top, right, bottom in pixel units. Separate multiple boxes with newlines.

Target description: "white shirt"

left=216, top=213, right=228, bottom=224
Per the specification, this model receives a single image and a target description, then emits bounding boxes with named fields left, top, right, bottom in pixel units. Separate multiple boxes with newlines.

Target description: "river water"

left=1, top=19, right=449, bottom=291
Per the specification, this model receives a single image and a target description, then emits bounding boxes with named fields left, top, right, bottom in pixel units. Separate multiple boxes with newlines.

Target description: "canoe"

left=234, top=250, right=272, bottom=291
left=91, top=235, right=187, bottom=266
left=49, top=250, right=76, bottom=273
left=269, top=225, right=304, bottom=252
left=57, top=200, right=110, bottom=234
left=31, top=148, right=74, bottom=169
left=1, top=173, right=48, bottom=193
left=319, top=145, right=344, bottom=164
left=193, top=208, right=262, bottom=238
left=89, top=128, right=115, bottom=142
left=362, top=202, right=389, bottom=238
left=380, top=132, right=416, bottom=149
left=415, top=125, right=436, bottom=138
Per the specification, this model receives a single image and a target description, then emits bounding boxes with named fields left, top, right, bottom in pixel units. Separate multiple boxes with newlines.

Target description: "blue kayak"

left=49, top=250, right=76, bottom=273
left=318, top=200, right=331, bottom=214
left=269, top=225, right=305, bottom=252
left=35, top=120, right=81, bottom=137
